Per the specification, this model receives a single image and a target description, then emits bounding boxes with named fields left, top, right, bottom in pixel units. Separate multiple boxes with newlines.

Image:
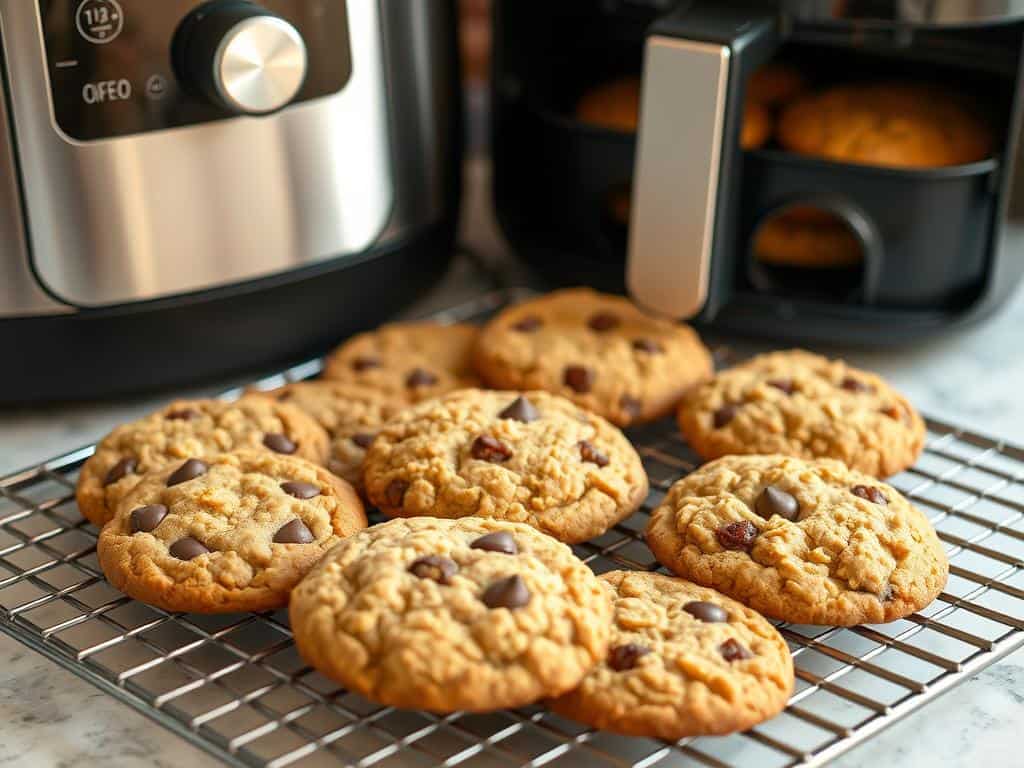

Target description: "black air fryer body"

left=493, top=1, right=1024, bottom=344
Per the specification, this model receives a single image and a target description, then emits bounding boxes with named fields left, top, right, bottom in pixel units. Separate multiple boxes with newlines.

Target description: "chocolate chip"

left=880, top=584, right=895, bottom=602
left=471, top=435, right=513, bottom=462
left=719, top=638, right=753, bottom=662
left=470, top=531, right=518, bottom=554
left=499, top=396, right=540, bottom=423
left=511, top=315, right=542, bottom=332
left=166, top=408, right=198, bottom=420
left=563, top=365, right=594, bottom=393
left=351, top=433, right=375, bottom=449
left=274, top=519, right=315, bottom=544
left=717, top=520, right=759, bottom=551
left=481, top=575, right=531, bottom=609
left=852, top=485, right=888, bottom=505
left=684, top=601, right=728, bottom=623
left=104, top=457, right=137, bottom=486
left=578, top=440, right=609, bottom=467
left=607, top=643, right=650, bottom=671
left=352, top=355, right=380, bottom=371
left=755, top=485, right=800, bottom=521
left=406, top=368, right=438, bottom=389
left=619, top=395, right=642, bottom=421
left=841, top=376, right=872, bottom=393
left=167, top=458, right=208, bottom=487
left=713, top=404, right=739, bottom=428
left=169, top=537, right=209, bottom=560
left=587, top=312, right=620, bottom=332
left=768, top=379, right=794, bottom=395
left=130, top=504, right=168, bottom=533
left=409, top=554, right=458, bottom=584
left=880, top=405, right=903, bottom=421
left=632, top=338, right=663, bottom=354
left=281, top=481, right=320, bottom=499
left=386, top=479, right=409, bottom=507
left=276, top=391, right=293, bottom=401
left=263, top=433, right=297, bottom=454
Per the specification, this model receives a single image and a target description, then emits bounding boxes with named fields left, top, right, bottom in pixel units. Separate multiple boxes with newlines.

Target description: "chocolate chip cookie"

left=288, top=517, right=612, bottom=712
left=97, top=450, right=366, bottom=614
left=362, top=389, right=648, bottom=543
left=677, top=350, right=925, bottom=477
left=321, top=322, right=481, bottom=403
left=474, top=288, right=712, bottom=427
left=255, top=381, right=405, bottom=490
left=646, top=455, right=948, bottom=625
left=77, top=397, right=330, bottom=527
left=549, top=570, right=793, bottom=739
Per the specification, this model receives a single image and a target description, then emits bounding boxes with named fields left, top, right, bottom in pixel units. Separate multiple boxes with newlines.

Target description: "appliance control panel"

left=39, top=0, right=351, bottom=140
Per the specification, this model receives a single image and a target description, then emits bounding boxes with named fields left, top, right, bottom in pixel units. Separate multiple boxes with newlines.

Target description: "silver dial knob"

left=175, top=2, right=308, bottom=115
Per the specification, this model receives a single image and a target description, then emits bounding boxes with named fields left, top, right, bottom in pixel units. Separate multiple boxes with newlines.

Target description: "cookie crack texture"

left=645, top=455, right=948, bottom=626
left=363, top=390, right=648, bottom=543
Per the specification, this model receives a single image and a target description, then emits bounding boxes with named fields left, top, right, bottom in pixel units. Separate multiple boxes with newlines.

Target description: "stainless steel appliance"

left=493, top=0, right=1024, bottom=344
left=0, top=0, right=461, bottom=401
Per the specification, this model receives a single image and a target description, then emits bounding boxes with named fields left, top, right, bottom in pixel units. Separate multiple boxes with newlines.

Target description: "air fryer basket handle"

left=627, top=2, right=778, bottom=319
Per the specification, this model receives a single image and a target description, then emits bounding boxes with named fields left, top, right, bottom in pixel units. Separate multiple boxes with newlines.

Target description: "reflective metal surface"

left=627, top=36, right=729, bottom=319
left=785, top=0, right=1024, bottom=26
left=214, top=15, right=308, bottom=114
left=0, top=0, right=393, bottom=307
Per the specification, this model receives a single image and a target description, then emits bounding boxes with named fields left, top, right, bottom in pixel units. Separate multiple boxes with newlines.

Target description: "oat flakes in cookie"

left=645, top=455, right=948, bottom=626
left=97, top=450, right=366, bottom=614
left=549, top=571, right=793, bottom=739
left=76, top=397, right=330, bottom=527
left=321, top=322, right=480, bottom=403
left=474, top=287, right=713, bottom=427
left=677, top=349, right=925, bottom=477
left=361, top=389, right=649, bottom=543
left=288, top=517, right=612, bottom=712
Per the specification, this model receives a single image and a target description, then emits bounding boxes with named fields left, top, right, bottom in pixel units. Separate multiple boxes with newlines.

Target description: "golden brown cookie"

left=645, top=455, right=949, bottom=626
left=76, top=397, right=330, bottom=527
left=777, top=82, right=992, bottom=168
left=747, top=62, right=806, bottom=107
left=321, top=322, right=481, bottom=403
left=362, top=389, right=648, bottom=543
left=753, top=207, right=864, bottom=268
left=97, top=450, right=366, bottom=614
left=289, top=517, right=612, bottom=712
left=549, top=570, right=793, bottom=738
left=254, top=381, right=405, bottom=490
left=677, top=350, right=925, bottom=477
left=474, top=288, right=713, bottom=427
left=741, top=99, right=772, bottom=150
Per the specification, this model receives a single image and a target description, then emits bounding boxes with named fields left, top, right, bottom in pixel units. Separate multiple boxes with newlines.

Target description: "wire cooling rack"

left=1, top=289, right=1023, bottom=768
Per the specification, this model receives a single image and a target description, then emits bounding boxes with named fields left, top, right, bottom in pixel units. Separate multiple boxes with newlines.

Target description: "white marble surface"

left=1, top=161, right=1023, bottom=766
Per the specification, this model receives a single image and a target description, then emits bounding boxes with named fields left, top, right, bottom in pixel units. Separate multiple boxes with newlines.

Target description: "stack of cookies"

left=76, top=286, right=948, bottom=740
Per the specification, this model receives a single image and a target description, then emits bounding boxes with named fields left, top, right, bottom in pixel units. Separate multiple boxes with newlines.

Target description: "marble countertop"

left=2, top=163, right=1022, bottom=766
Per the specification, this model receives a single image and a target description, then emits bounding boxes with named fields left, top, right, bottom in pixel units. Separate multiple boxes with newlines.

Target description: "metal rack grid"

left=1, top=289, right=1022, bottom=768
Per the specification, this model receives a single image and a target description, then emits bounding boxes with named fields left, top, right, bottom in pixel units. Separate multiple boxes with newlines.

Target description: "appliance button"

left=75, top=0, right=124, bottom=44
left=145, top=74, right=168, bottom=100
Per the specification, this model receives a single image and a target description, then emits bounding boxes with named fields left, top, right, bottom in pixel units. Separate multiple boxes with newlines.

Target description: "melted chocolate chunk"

left=578, top=440, right=609, bottom=467
left=481, top=575, right=531, bottom=609
left=607, top=643, right=651, bottom=671
left=511, top=315, right=542, bottom=332
left=274, top=519, right=315, bottom=544
left=406, top=368, right=439, bottom=389
left=880, top=405, right=903, bottom=421
left=471, top=435, right=513, bottom=463
left=499, top=396, right=540, bottom=423
left=563, top=365, right=595, bottom=393
left=587, top=312, right=621, bottom=332
left=281, top=481, right=320, bottom=499
left=767, top=378, right=794, bottom=395
left=104, top=457, right=137, bottom=486
left=351, top=433, right=376, bottom=449
left=841, top=376, right=872, bottom=393
left=713, top=404, right=739, bottom=428
left=386, top=479, right=409, bottom=508
left=619, top=395, right=643, bottom=421
left=165, top=408, right=198, bottom=421
left=470, top=531, right=518, bottom=555
left=719, top=638, right=753, bottom=662
left=352, top=356, right=381, bottom=371
left=755, top=485, right=800, bottom=521
left=169, top=537, right=209, bottom=560
left=166, top=458, right=208, bottom=487
left=716, top=520, right=759, bottom=551
left=851, top=485, right=888, bottom=505
left=409, top=554, right=457, bottom=584
left=632, top=338, right=663, bottom=354
left=263, top=433, right=297, bottom=454
left=683, top=601, right=728, bottom=623
left=130, top=504, right=168, bottom=533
